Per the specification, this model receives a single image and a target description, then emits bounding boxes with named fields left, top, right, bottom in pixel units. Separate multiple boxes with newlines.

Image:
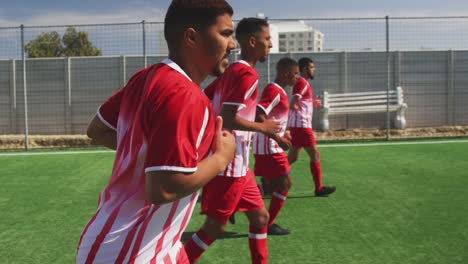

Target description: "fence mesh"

left=1, top=17, right=467, bottom=149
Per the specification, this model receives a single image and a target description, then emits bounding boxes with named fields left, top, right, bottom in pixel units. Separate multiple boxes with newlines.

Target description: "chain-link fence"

left=1, top=17, right=468, bottom=150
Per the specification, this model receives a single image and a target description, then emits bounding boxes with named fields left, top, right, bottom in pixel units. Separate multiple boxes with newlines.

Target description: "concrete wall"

left=0, top=50, right=467, bottom=135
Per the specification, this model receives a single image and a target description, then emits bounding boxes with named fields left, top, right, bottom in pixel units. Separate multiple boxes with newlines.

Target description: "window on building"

left=289, top=41, right=294, bottom=45
left=308, top=47, right=313, bottom=51
left=298, top=47, right=303, bottom=51
left=280, top=47, right=287, bottom=52
left=279, top=34, right=286, bottom=39
left=290, top=33, right=295, bottom=37
left=299, top=33, right=303, bottom=38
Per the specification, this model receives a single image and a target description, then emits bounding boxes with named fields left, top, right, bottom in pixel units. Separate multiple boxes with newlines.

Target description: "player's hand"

left=212, top=116, right=236, bottom=168
left=291, top=104, right=299, bottom=110
left=313, top=96, right=322, bottom=108
left=262, top=118, right=281, bottom=137
left=284, top=130, right=292, bottom=141
left=277, top=136, right=292, bottom=151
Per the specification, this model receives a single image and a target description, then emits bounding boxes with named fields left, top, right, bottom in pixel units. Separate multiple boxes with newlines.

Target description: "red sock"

left=248, top=226, right=268, bottom=264
left=310, top=161, right=323, bottom=191
left=184, top=229, right=214, bottom=263
left=268, top=190, right=288, bottom=226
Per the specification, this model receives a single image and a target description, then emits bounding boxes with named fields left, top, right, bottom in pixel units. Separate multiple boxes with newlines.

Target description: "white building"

left=269, top=20, right=324, bottom=53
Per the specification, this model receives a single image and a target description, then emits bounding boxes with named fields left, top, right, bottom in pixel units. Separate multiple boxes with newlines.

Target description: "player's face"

left=306, top=62, right=316, bottom=79
left=200, top=13, right=236, bottom=76
left=254, top=26, right=273, bottom=63
left=287, top=65, right=300, bottom=86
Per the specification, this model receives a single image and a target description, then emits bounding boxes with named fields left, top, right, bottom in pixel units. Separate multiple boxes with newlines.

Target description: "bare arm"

left=145, top=117, right=235, bottom=205
left=289, top=95, right=300, bottom=110
left=256, top=108, right=291, bottom=150
left=87, top=115, right=117, bottom=150
left=220, top=104, right=280, bottom=137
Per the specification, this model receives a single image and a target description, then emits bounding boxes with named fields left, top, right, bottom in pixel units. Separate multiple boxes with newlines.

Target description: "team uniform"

left=288, top=77, right=316, bottom=147
left=185, top=60, right=267, bottom=264
left=253, top=82, right=290, bottom=179
left=252, top=82, right=291, bottom=230
left=200, top=60, right=264, bottom=223
left=76, top=59, right=215, bottom=264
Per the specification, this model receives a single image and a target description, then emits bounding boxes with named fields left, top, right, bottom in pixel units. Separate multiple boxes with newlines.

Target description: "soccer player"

left=288, top=57, right=336, bottom=197
left=184, top=18, right=278, bottom=264
left=253, top=57, right=299, bottom=235
left=76, top=1, right=237, bottom=263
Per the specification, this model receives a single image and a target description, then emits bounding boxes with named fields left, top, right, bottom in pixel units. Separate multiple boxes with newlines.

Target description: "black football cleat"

left=267, top=223, right=291, bottom=236
left=229, top=214, right=236, bottom=224
left=315, top=186, right=336, bottom=197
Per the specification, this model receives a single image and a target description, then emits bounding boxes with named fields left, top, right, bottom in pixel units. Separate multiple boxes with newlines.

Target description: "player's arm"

left=86, top=116, right=117, bottom=150
left=256, top=108, right=291, bottom=150
left=146, top=117, right=235, bottom=205
left=289, top=95, right=300, bottom=110
left=219, top=104, right=280, bottom=137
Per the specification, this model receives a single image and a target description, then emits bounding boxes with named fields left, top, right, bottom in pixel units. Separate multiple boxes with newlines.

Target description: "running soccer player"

left=288, top=57, right=336, bottom=197
left=185, top=18, right=277, bottom=264
left=76, top=1, right=237, bottom=263
left=253, top=57, right=299, bottom=235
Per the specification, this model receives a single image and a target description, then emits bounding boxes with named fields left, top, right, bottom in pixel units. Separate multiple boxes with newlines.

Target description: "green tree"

left=24, top=27, right=102, bottom=58
left=62, top=27, right=101, bottom=57
left=24, top=31, right=63, bottom=58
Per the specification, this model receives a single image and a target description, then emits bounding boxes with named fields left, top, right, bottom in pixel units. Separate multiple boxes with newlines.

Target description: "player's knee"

left=288, top=155, right=298, bottom=164
left=250, top=209, right=269, bottom=228
left=202, top=217, right=226, bottom=238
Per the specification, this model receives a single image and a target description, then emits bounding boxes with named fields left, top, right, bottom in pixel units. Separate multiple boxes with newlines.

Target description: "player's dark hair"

left=164, top=0, right=234, bottom=53
left=235, top=17, right=269, bottom=41
left=298, top=57, right=314, bottom=71
left=276, top=57, right=298, bottom=73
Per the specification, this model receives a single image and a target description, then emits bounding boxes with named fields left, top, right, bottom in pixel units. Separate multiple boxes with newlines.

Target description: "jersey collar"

left=272, top=82, right=287, bottom=95
left=235, top=60, right=252, bottom=68
left=162, top=58, right=193, bottom=82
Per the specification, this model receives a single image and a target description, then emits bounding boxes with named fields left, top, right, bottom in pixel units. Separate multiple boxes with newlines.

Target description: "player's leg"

left=287, top=146, right=301, bottom=164
left=185, top=177, right=244, bottom=263
left=266, top=174, right=292, bottom=235
left=304, top=144, right=336, bottom=196
left=244, top=209, right=269, bottom=264
left=239, top=171, right=269, bottom=264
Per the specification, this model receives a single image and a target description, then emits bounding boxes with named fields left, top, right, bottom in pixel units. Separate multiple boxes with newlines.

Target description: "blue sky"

left=1, top=0, right=468, bottom=26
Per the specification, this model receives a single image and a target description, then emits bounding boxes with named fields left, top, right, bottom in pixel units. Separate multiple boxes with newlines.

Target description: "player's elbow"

left=146, top=188, right=177, bottom=205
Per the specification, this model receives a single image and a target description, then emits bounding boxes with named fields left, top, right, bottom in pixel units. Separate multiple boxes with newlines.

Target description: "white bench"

left=319, top=86, right=408, bottom=131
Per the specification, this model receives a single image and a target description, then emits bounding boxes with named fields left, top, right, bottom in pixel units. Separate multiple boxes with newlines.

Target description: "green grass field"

left=1, top=141, right=467, bottom=264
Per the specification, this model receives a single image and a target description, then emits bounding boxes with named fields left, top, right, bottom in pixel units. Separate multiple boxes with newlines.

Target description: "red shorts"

left=201, top=170, right=265, bottom=224
left=289, top=127, right=316, bottom=147
left=254, top=153, right=290, bottom=179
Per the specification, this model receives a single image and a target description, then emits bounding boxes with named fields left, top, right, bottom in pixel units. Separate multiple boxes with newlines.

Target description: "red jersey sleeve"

left=223, top=69, right=258, bottom=108
left=292, top=78, right=309, bottom=98
left=144, top=91, right=213, bottom=173
left=258, top=85, right=281, bottom=115
left=97, top=88, right=123, bottom=130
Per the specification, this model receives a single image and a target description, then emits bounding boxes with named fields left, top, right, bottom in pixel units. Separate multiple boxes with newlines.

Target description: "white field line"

left=1, top=139, right=468, bottom=157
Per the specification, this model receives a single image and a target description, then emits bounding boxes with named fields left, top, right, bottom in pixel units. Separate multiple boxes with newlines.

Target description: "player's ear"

left=248, top=35, right=256, bottom=48
left=184, top=28, right=198, bottom=49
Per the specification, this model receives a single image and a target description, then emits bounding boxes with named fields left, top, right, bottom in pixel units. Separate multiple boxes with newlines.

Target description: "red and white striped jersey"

left=204, top=60, right=258, bottom=177
left=288, top=77, right=313, bottom=128
left=253, top=83, right=289, bottom=155
left=76, top=59, right=215, bottom=264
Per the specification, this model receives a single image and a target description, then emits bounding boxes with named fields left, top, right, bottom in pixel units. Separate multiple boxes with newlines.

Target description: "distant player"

left=185, top=18, right=278, bottom=264
left=76, top=1, right=237, bottom=263
left=288, top=57, right=336, bottom=196
left=253, top=57, right=299, bottom=235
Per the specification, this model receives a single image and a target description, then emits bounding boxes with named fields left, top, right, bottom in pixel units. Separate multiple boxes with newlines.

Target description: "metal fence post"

left=385, top=16, right=391, bottom=141
left=65, top=57, right=72, bottom=134
left=21, top=24, right=30, bottom=150
left=142, top=20, right=147, bottom=68
left=9, top=59, right=17, bottom=134
left=447, top=50, right=454, bottom=126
